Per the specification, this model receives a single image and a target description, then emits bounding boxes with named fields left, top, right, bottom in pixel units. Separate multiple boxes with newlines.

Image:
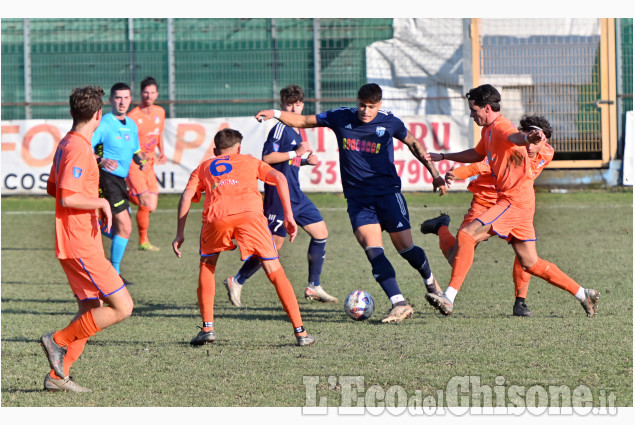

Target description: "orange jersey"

left=474, top=115, right=534, bottom=205
left=186, top=153, right=274, bottom=223
left=459, top=142, right=555, bottom=207
left=127, top=105, right=165, bottom=158
left=47, top=131, right=104, bottom=259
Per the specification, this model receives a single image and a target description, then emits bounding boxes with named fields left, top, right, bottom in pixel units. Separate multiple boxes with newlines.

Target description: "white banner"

left=1, top=116, right=470, bottom=195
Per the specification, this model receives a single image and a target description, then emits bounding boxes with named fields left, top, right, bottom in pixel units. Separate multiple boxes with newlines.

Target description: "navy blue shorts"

left=265, top=198, right=324, bottom=237
left=347, top=193, right=411, bottom=233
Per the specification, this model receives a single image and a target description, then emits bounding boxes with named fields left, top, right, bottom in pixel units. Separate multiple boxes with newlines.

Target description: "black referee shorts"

left=99, top=169, right=130, bottom=215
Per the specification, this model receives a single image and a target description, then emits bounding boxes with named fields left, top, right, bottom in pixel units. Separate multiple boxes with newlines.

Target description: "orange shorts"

left=126, top=161, right=159, bottom=198
left=460, top=198, right=494, bottom=229
left=200, top=211, right=279, bottom=260
left=476, top=198, right=536, bottom=242
left=59, top=254, right=125, bottom=301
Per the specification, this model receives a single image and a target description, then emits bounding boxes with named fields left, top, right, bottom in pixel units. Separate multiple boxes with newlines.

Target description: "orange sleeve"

left=453, top=163, right=481, bottom=180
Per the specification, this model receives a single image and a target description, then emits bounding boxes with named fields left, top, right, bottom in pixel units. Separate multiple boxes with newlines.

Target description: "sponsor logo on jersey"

left=342, top=138, right=381, bottom=154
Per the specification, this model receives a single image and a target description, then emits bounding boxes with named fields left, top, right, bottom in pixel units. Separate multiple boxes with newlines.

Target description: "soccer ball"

left=344, top=290, right=375, bottom=321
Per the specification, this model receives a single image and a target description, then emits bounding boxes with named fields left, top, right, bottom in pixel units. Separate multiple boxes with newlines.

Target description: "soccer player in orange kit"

left=41, top=86, right=134, bottom=392
left=127, top=76, right=167, bottom=251
left=421, top=115, right=555, bottom=317
left=423, top=85, right=599, bottom=318
left=172, top=128, right=315, bottom=347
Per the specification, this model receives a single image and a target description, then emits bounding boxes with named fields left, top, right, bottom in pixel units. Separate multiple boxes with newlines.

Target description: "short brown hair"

left=280, top=85, right=304, bottom=104
left=214, top=128, right=243, bottom=149
left=69, top=86, right=104, bottom=124
left=357, top=83, right=382, bottom=103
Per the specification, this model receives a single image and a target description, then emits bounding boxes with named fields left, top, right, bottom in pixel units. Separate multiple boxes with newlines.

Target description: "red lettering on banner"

left=22, top=124, right=60, bottom=167
left=432, top=122, right=451, bottom=150
left=201, top=123, right=229, bottom=160
left=173, top=123, right=207, bottom=165
left=409, top=122, right=428, bottom=141
left=1, top=125, right=19, bottom=151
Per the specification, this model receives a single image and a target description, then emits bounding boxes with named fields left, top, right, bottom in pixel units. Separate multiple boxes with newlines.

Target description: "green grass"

left=1, top=190, right=633, bottom=408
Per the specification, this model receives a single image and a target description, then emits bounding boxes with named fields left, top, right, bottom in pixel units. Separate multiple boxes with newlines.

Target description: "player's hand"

left=432, top=176, right=447, bottom=196
left=426, top=153, right=444, bottom=162
left=255, top=110, right=274, bottom=123
left=284, top=217, right=298, bottom=243
left=99, top=199, right=112, bottom=235
left=157, top=153, right=168, bottom=164
left=306, top=151, right=318, bottom=165
left=101, top=158, right=118, bottom=172
left=296, top=141, right=311, bottom=156
left=445, top=165, right=457, bottom=188
left=527, top=129, right=542, bottom=144
left=172, top=235, right=185, bottom=258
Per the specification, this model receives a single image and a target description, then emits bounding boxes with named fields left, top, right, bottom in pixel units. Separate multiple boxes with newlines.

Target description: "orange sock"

left=198, top=262, right=216, bottom=331
left=266, top=267, right=304, bottom=332
left=448, top=230, right=477, bottom=292
left=438, top=226, right=456, bottom=260
left=513, top=257, right=531, bottom=298
left=137, top=205, right=151, bottom=245
left=49, top=337, right=89, bottom=379
left=53, top=310, right=101, bottom=348
left=526, top=258, right=580, bottom=296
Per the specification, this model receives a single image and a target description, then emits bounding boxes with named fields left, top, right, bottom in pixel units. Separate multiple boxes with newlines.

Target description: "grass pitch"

left=1, top=190, right=632, bottom=408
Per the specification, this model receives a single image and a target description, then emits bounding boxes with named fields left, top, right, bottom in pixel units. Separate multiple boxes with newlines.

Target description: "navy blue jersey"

left=315, top=107, right=408, bottom=198
left=262, top=122, right=309, bottom=212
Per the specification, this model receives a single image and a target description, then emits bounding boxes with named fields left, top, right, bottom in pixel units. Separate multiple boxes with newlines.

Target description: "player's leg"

left=512, top=256, right=533, bottom=317
left=302, top=219, right=337, bottom=303
left=136, top=168, right=161, bottom=251
left=390, top=228, right=441, bottom=296
left=43, top=257, right=133, bottom=383
left=111, top=209, right=132, bottom=276
left=512, top=239, right=599, bottom=317
left=261, top=258, right=314, bottom=346
left=191, top=254, right=219, bottom=345
left=223, top=211, right=286, bottom=307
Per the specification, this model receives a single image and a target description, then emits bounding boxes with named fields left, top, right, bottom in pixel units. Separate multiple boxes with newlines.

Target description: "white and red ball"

left=344, top=290, right=375, bottom=321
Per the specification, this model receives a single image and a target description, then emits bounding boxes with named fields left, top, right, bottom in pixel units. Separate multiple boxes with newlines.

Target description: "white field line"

left=2, top=204, right=632, bottom=215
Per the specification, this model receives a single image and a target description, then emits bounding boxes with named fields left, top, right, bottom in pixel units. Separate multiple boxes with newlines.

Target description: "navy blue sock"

left=398, top=244, right=432, bottom=280
left=235, top=256, right=262, bottom=285
left=307, top=238, right=327, bottom=286
left=365, top=247, right=403, bottom=301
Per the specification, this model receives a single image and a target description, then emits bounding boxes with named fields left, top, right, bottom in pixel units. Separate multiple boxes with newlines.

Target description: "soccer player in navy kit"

left=255, top=83, right=447, bottom=322
left=224, top=85, right=337, bottom=306
left=91, top=82, right=145, bottom=286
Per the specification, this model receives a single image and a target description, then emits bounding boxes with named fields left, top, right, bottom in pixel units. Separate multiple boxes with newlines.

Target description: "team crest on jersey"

left=376, top=126, right=386, bottom=137
left=73, top=167, right=82, bottom=178
left=124, top=133, right=130, bottom=141
left=273, top=142, right=280, bottom=152
left=155, top=116, right=160, bottom=124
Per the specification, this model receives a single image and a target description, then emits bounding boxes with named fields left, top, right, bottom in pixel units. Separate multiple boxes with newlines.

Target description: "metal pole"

left=23, top=18, right=32, bottom=119
left=272, top=18, right=278, bottom=108
left=167, top=18, right=176, bottom=118
left=128, top=18, right=135, bottom=91
left=313, top=18, right=321, bottom=114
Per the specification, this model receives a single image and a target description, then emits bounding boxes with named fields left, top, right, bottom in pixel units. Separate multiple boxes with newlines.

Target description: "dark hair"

left=519, top=115, right=552, bottom=139
left=110, top=82, right=131, bottom=97
left=69, top=86, right=104, bottom=124
left=357, top=83, right=382, bottom=103
left=280, top=85, right=304, bottom=104
left=214, top=128, right=243, bottom=149
left=465, top=84, right=501, bottom=112
left=140, top=76, right=158, bottom=91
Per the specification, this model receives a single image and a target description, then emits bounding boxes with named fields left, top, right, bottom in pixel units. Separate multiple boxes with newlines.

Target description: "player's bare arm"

left=508, top=129, right=542, bottom=146
left=173, top=188, right=196, bottom=258
left=255, top=110, right=319, bottom=128
left=263, top=141, right=312, bottom=165
left=264, top=169, right=298, bottom=242
left=59, top=192, right=112, bottom=234
left=427, top=148, right=485, bottom=164
left=402, top=130, right=447, bottom=195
